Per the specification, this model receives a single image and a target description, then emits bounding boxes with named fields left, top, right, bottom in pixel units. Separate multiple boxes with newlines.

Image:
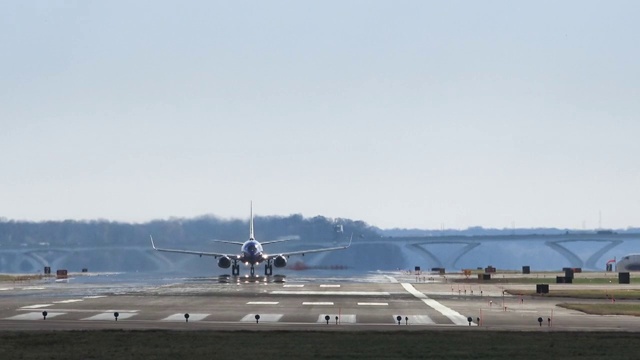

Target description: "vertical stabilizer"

left=249, top=201, right=255, bottom=240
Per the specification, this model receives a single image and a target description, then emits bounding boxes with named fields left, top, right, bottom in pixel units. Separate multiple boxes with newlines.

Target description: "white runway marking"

left=0, top=287, right=14, bottom=291
left=82, top=312, right=138, bottom=321
left=283, top=284, right=304, bottom=288
left=83, top=296, right=107, bottom=299
left=53, top=299, right=84, bottom=304
left=20, top=304, right=53, bottom=309
left=392, top=314, right=435, bottom=325
left=6, top=312, right=66, bottom=320
left=241, top=313, right=283, bottom=322
left=270, top=291, right=390, bottom=296
left=22, top=287, right=45, bottom=290
left=247, top=301, right=279, bottom=305
left=358, top=302, right=388, bottom=306
left=401, top=283, right=474, bottom=326
left=303, top=302, right=334, bottom=306
left=30, top=308, right=139, bottom=313
left=320, top=284, right=341, bottom=288
left=384, top=276, right=399, bottom=283
left=161, top=313, right=209, bottom=322
left=317, top=314, right=356, bottom=323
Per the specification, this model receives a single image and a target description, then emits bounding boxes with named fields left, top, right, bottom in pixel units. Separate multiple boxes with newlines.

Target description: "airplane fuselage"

left=240, top=239, right=266, bottom=265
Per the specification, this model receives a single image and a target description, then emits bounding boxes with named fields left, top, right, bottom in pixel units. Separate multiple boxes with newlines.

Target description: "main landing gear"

left=232, top=260, right=240, bottom=276
left=230, top=260, right=274, bottom=277
left=265, top=260, right=273, bottom=276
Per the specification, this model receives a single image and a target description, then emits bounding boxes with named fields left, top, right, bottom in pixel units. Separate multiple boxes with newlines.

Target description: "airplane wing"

left=260, top=237, right=299, bottom=245
left=266, top=234, right=352, bottom=259
left=211, top=240, right=245, bottom=246
left=150, top=236, right=234, bottom=258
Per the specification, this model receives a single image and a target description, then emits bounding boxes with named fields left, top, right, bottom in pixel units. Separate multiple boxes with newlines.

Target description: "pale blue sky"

left=1, top=1, right=639, bottom=229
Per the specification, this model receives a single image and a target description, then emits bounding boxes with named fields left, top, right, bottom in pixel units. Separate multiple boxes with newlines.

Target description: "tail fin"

left=249, top=201, right=255, bottom=240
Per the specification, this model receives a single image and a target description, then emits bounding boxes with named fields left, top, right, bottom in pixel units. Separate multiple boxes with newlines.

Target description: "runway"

left=1, top=271, right=639, bottom=331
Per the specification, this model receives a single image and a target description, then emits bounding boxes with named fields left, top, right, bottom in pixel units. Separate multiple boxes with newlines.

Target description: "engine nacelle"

left=217, top=256, right=231, bottom=269
left=273, top=255, right=287, bottom=268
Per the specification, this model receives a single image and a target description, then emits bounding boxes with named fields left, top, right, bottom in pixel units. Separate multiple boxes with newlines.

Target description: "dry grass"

left=0, top=274, right=44, bottom=282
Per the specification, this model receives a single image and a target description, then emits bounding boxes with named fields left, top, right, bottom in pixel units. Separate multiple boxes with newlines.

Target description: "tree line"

left=0, top=215, right=379, bottom=248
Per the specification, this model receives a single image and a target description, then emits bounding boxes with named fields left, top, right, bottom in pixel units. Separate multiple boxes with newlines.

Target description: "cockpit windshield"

left=243, top=242, right=258, bottom=254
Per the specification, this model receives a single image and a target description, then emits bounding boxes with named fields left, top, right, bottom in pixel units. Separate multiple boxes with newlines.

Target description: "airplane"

left=150, top=204, right=352, bottom=276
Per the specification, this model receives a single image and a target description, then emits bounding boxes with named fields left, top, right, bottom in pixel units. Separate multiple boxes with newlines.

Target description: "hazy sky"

left=1, top=1, right=639, bottom=229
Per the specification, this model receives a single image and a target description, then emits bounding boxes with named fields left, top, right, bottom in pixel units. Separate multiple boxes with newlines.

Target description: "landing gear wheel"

left=250, top=265, right=255, bottom=276
left=232, top=264, right=240, bottom=276
left=265, top=264, right=273, bottom=276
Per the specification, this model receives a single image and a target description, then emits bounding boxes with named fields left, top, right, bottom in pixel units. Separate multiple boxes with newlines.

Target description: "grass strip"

left=558, top=303, right=640, bottom=316
left=507, top=289, right=640, bottom=300
left=0, top=330, right=639, bottom=360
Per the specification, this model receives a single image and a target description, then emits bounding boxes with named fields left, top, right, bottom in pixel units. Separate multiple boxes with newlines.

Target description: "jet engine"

left=273, top=255, right=287, bottom=268
left=217, top=256, right=231, bottom=268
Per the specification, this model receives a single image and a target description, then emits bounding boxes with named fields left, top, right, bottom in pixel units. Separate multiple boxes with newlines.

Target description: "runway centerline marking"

left=53, top=299, right=84, bottom=304
left=401, top=283, right=475, bottom=326
left=247, top=301, right=279, bottom=305
left=283, top=284, right=304, bottom=288
left=270, top=291, right=390, bottom=296
left=22, top=287, right=45, bottom=290
left=320, top=284, right=341, bottom=288
left=0, top=287, right=14, bottom=291
left=20, top=304, right=53, bottom=309
left=358, top=302, right=388, bottom=306
left=83, top=296, right=107, bottom=299
left=303, top=302, right=334, bottom=306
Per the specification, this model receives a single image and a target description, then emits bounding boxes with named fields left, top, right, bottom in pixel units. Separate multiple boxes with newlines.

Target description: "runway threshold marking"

left=358, top=302, right=388, bottom=306
left=317, top=314, right=356, bottom=323
left=401, top=283, right=475, bottom=326
left=392, top=314, right=435, bottom=325
left=6, top=312, right=66, bottom=320
left=270, top=291, right=390, bottom=296
left=247, top=301, right=279, bottom=305
left=18, top=308, right=139, bottom=313
left=241, top=313, right=283, bottom=322
left=82, top=312, right=138, bottom=321
left=303, top=302, right=334, bottom=306
left=20, top=304, right=53, bottom=309
left=161, top=313, right=209, bottom=322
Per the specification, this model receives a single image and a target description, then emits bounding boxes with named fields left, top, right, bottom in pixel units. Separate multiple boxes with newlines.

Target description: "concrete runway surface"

left=1, top=271, right=639, bottom=331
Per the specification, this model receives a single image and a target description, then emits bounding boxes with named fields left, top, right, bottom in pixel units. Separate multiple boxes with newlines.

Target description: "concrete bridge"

left=1, top=233, right=639, bottom=273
